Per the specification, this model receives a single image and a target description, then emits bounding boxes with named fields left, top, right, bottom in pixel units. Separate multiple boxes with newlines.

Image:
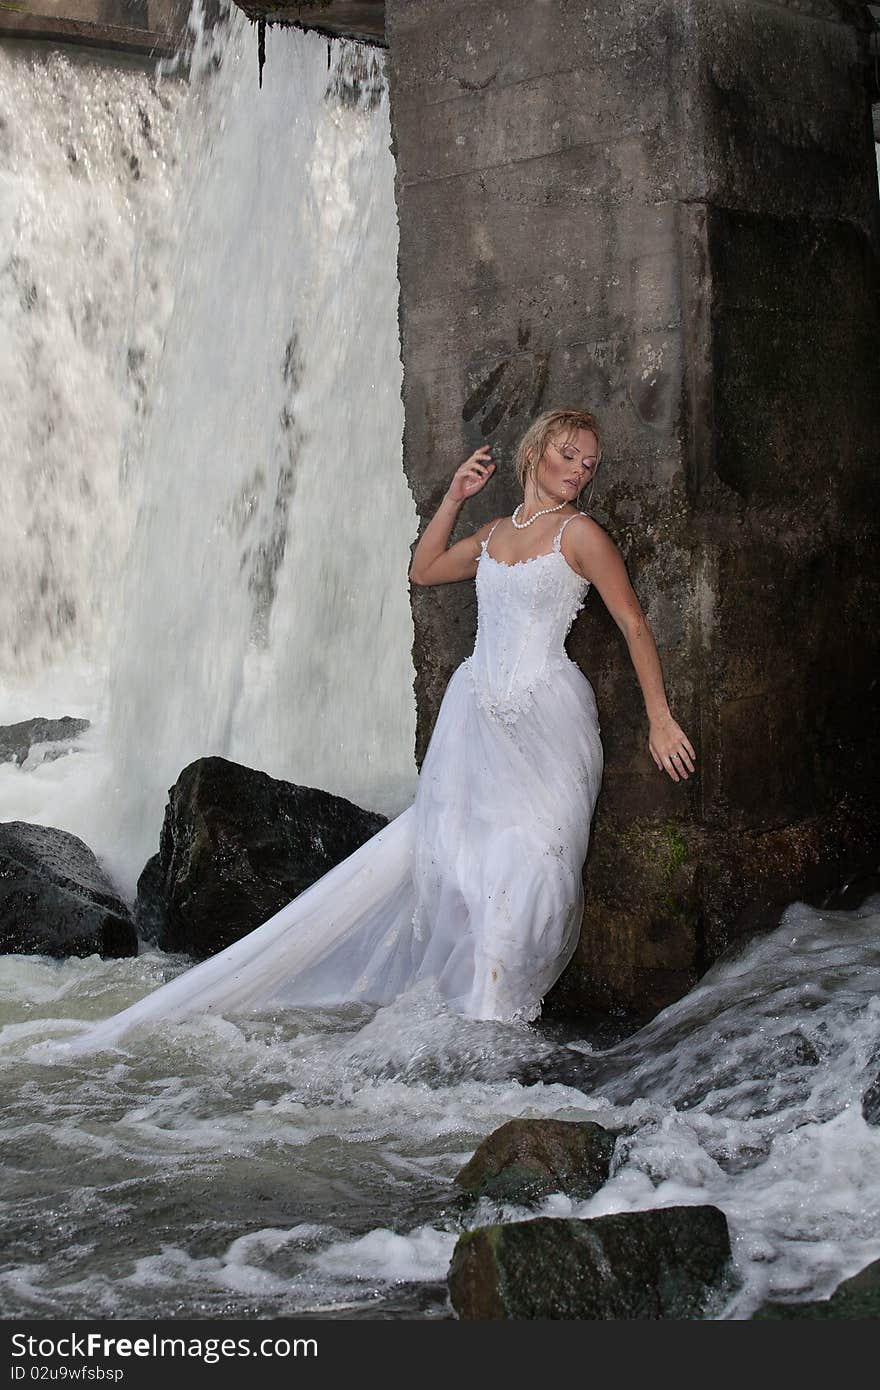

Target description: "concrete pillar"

left=385, top=0, right=880, bottom=1016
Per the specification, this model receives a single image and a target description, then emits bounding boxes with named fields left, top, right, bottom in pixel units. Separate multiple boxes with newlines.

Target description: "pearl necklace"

left=511, top=500, right=567, bottom=529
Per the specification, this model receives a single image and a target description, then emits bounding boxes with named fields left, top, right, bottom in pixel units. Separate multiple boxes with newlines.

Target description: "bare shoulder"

left=468, top=515, right=505, bottom=552
left=564, top=512, right=615, bottom=554
left=565, top=512, right=609, bottom=539
left=563, top=513, right=626, bottom=582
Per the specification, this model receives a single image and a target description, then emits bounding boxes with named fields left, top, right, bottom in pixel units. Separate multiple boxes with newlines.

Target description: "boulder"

left=752, top=1258, right=880, bottom=1320
left=455, top=1118, right=618, bottom=1207
left=448, top=1204, right=733, bottom=1320
left=132, top=852, right=167, bottom=945
left=136, top=755, right=387, bottom=958
left=0, top=821, right=136, bottom=958
left=0, top=715, right=90, bottom=766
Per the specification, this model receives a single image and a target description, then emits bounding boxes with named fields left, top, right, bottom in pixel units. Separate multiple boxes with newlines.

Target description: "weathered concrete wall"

left=385, top=0, right=880, bottom=1017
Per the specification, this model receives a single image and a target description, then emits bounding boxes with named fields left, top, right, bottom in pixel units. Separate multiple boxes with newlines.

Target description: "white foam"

left=313, top=1225, right=456, bottom=1282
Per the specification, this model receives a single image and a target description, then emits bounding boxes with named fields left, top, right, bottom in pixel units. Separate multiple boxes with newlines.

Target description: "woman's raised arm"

left=409, top=446, right=499, bottom=586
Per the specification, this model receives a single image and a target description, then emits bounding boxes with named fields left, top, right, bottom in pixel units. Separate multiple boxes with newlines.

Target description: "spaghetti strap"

left=552, top=512, right=583, bottom=551
left=481, top=519, right=503, bottom=556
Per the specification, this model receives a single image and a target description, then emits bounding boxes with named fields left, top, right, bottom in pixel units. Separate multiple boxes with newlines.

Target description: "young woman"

left=410, top=409, right=694, bottom=785
left=59, top=407, right=695, bottom=1053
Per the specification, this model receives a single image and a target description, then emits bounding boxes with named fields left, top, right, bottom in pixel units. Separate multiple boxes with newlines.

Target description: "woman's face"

left=531, top=427, right=599, bottom=503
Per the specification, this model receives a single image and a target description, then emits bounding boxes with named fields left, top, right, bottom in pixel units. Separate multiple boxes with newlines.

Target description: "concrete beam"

left=236, top=1, right=385, bottom=46
left=0, top=0, right=188, bottom=59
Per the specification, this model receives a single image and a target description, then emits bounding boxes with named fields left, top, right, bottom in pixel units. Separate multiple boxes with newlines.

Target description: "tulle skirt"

left=62, top=658, right=603, bottom=1052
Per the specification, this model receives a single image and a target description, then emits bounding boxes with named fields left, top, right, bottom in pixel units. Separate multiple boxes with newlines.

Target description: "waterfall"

left=0, top=3, right=418, bottom=899
left=2, top=7, right=879, bottom=1326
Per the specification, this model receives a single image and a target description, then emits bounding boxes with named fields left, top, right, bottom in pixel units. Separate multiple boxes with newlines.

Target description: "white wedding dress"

left=63, top=513, right=604, bottom=1053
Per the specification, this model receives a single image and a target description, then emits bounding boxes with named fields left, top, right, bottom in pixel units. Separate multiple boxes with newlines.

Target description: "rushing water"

left=0, top=4, right=417, bottom=901
left=1, top=894, right=878, bottom=1319
left=1, top=0, right=879, bottom=1326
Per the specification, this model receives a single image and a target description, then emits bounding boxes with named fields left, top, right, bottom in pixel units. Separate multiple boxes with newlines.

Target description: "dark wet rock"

left=779, top=1031, right=821, bottom=1068
left=515, top=1046, right=597, bottom=1091
left=455, top=1118, right=618, bottom=1207
left=0, top=821, right=136, bottom=958
left=861, top=1074, right=880, bottom=1127
left=752, top=1258, right=880, bottom=1320
left=0, top=716, right=90, bottom=766
left=137, top=755, right=387, bottom=958
left=538, top=1005, right=644, bottom=1050
left=448, top=1204, right=733, bottom=1320
left=517, top=1012, right=643, bottom=1091
left=132, top=853, right=168, bottom=946
left=822, top=871, right=880, bottom=912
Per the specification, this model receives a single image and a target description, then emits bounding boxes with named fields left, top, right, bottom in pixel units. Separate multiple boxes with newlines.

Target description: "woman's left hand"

left=649, top=713, right=696, bottom=782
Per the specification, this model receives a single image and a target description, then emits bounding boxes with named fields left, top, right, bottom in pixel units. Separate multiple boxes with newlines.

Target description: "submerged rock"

left=861, top=1073, right=880, bottom=1127
left=0, top=715, right=90, bottom=766
left=455, top=1118, right=618, bottom=1206
left=0, top=821, right=136, bottom=958
left=752, top=1258, right=880, bottom=1319
left=136, top=755, right=387, bottom=958
left=448, top=1204, right=733, bottom=1320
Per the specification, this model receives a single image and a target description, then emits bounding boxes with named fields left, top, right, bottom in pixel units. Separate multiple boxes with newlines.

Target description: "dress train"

left=58, top=512, right=604, bottom=1053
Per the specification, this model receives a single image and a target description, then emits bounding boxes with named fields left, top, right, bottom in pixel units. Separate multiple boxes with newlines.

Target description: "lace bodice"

left=463, top=514, right=591, bottom=726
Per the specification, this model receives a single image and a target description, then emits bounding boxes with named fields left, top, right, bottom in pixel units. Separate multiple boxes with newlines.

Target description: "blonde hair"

left=513, top=408, right=603, bottom=494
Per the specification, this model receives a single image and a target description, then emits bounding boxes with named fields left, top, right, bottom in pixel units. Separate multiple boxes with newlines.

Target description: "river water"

left=1, top=892, right=878, bottom=1318
left=1, top=0, right=878, bottom=1324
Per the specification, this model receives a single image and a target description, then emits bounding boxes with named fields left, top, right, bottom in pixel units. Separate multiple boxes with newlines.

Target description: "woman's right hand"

left=445, top=446, right=495, bottom=504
